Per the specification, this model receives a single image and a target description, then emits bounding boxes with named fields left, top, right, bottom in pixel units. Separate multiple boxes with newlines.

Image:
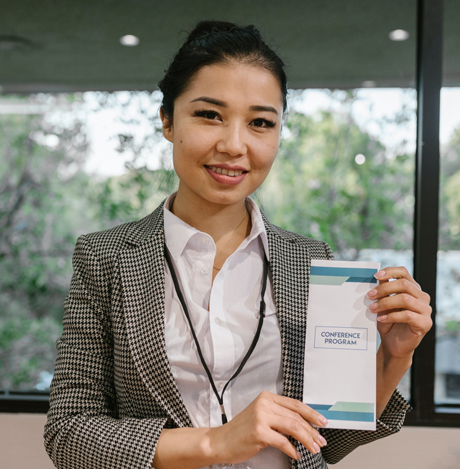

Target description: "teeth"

left=208, top=166, right=243, bottom=177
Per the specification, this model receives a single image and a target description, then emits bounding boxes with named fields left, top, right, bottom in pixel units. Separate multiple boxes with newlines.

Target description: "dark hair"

left=158, top=20, right=287, bottom=120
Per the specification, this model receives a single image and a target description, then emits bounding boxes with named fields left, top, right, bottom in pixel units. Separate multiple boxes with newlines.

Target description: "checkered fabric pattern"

left=44, top=202, right=410, bottom=469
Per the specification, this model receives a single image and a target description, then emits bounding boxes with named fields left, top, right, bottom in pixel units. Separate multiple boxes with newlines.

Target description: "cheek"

left=175, top=128, right=215, bottom=157
left=257, top=139, right=279, bottom=169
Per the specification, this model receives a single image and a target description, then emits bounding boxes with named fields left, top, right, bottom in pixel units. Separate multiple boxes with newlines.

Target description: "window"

left=434, top=0, right=460, bottom=411
left=1, top=1, right=459, bottom=427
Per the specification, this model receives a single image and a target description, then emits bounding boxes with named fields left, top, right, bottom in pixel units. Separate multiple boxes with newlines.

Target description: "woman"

left=44, top=21, right=432, bottom=469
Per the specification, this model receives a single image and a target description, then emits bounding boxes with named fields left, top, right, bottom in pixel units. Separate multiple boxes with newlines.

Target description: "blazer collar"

left=262, top=213, right=311, bottom=402
left=119, top=203, right=193, bottom=427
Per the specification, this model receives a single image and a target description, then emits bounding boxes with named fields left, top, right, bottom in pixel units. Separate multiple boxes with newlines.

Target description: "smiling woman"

left=44, top=20, right=432, bottom=469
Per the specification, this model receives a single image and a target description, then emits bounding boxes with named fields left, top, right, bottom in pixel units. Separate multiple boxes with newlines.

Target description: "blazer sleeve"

left=317, top=240, right=411, bottom=465
left=319, top=389, right=410, bottom=464
left=44, top=235, right=168, bottom=469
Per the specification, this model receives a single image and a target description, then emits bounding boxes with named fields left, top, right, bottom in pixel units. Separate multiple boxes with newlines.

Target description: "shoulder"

left=75, top=202, right=165, bottom=261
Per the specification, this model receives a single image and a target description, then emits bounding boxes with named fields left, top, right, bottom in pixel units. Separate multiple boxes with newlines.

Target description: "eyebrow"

left=249, top=105, right=279, bottom=115
left=190, top=96, right=279, bottom=116
left=190, top=97, right=227, bottom=107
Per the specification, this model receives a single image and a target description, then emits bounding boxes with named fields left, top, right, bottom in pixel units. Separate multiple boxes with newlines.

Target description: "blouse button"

left=201, top=266, right=209, bottom=274
left=202, top=237, right=209, bottom=244
left=215, top=317, right=222, bottom=326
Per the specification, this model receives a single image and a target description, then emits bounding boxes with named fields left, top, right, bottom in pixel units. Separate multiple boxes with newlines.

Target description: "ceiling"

left=0, top=0, right=459, bottom=93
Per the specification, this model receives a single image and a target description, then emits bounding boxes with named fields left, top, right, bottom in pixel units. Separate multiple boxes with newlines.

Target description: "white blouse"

left=164, top=195, right=289, bottom=469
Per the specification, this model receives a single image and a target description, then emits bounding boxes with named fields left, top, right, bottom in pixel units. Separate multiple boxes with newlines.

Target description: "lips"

left=205, top=165, right=248, bottom=185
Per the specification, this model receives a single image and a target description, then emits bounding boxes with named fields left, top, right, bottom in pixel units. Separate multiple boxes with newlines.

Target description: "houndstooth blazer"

left=44, top=201, right=410, bottom=469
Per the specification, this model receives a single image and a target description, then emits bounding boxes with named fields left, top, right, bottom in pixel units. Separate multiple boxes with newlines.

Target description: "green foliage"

left=90, top=167, right=179, bottom=227
left=1, top=90, right=460, bottom=391
left=0, top=96, right=98, bottom=389
left=258, top=109, right=414, bottom=258
left=445, top=320, right=460, bottom=333
left=439, top=127, right=460, bottom=250
left=0, top=316, right=62, bottom=388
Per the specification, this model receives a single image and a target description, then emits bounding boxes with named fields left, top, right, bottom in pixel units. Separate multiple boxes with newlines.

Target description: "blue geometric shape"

left=311, top=266, right=378, bottom=284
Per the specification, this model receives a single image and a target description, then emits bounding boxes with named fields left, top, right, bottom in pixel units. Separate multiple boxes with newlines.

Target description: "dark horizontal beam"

left=0, top=393, right=49, bottom=413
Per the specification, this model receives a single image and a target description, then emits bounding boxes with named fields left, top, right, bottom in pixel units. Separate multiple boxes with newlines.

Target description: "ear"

left=160, top=108, right=174, bottom=143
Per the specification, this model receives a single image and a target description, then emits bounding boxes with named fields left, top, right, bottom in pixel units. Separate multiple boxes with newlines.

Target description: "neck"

left=170, top=189, right=251, bottom=245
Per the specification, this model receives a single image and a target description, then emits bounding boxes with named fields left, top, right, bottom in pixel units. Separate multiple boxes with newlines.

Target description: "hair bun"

left=186, top=20, right=237, bottom=43
left=159, top=20, right=287, bottom=119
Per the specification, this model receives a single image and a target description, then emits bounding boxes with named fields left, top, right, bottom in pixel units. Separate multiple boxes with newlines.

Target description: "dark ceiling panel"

left=0, top=0, right=455, bottom=93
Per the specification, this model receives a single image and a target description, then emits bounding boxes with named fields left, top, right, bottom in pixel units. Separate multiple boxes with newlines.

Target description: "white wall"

left=1, top=413, right=459, bottom=469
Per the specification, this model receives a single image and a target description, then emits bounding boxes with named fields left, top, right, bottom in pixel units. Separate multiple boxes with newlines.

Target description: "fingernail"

left=313, top=442, right=321, bottom=453
left=367, top=289, right=377, bottom=298
left=319, top=435, right=327, bottom=446
left=369, top=302, right=378, bottom=311
left=296, top=451, right=302, bottom=460
left=377, top=315, right=387, bottom=322
left=375, top=270, right=385, bottom=279
left=319, top=416, right=328, bottom=426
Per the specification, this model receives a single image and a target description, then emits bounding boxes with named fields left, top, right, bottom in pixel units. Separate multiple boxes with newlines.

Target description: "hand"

left=208, top=391, right=328, bottom=464
left=367, top=266, right=432, bottom=360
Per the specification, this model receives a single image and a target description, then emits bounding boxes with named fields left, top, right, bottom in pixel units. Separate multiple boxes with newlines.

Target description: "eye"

left=194, top=109, right=221, bottom=120
left=251, top=118, right=276, bottom=129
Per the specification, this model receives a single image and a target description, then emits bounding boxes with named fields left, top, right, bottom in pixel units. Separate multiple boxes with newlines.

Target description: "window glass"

left=0, top=92, right=175, bottom=391
left=0, top=2, right=418, bottom=398
left=0, top=88, right=416, bottom=398
left=435, top=0, right=460, bottom=405
left=257, top=88, right=416, bottom=399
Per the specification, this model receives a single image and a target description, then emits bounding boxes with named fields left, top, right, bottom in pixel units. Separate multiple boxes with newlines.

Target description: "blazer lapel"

left=263, top=217, right=311, bottom=402
left=119, top=205, right=192, bottom=428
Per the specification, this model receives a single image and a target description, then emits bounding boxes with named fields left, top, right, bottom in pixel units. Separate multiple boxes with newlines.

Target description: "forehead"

left=179, top=62, right=284, bottom=110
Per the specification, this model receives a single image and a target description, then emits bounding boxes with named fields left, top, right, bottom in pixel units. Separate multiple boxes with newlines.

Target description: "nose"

left=216, top=122, right=247, bottom=157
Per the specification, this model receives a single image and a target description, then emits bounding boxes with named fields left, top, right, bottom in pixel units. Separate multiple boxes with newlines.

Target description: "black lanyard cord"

left=164, top=245, right=269, bottom=425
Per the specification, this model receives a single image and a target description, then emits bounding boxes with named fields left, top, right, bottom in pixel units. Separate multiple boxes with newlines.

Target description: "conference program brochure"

left=303, top=259, right=381, bottom=431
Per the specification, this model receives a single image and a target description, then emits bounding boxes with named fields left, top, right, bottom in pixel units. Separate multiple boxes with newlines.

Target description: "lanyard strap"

left=164, top=245, right=269, bottom=425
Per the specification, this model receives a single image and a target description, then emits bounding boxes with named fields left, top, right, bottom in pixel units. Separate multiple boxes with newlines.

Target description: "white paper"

left=303, top=259, right=380, bottom=430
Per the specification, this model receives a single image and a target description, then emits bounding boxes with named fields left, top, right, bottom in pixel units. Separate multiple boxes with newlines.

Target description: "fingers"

left=369, top=267, right=431, bottom=314
left=268, top=399, right=327, bottom=454
left=269, top=393, right=328, bottom=428
left=369, top=291, right=432, bottom=316
left=220, top=391, right=328, bottom=463
left=264, top=414, right=324, bottom=458
left=368, top=277, right=429, bottom=303
left=376, top=309, right=433, bottom=335
left=374, top=266, right=420, bottom=289
left=253, top=392, right=328, bottom=457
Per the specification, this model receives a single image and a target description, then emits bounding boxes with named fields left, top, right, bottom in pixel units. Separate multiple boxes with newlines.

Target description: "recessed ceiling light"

left=389, top=29, right=410, bottom=41
left=120, top=35, right=139, bottom=46
left=361, top=80, right=376, bottom=88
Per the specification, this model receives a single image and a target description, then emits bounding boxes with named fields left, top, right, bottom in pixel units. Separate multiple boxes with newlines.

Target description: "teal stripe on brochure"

left=306, top=404, right=374, bottom=422
left=311, top=266, right=378, bottom=284
left=310, top=275, right=349, bottom=285
left=329, top=401, right=374, bottom=413
left=320, top=410, right=374, bottom=422
left=346, top=276, right=377, bottom=283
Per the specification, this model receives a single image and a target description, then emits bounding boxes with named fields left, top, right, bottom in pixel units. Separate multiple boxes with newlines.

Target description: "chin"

left=204, top=191, right=248, bottom=207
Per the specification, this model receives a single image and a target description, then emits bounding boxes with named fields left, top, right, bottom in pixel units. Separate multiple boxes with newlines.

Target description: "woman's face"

left=161, top=62, right=283, bottom=209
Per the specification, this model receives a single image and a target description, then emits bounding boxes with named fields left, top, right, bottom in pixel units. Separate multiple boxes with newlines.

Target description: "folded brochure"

left=303, top=259, right=380, bottom=430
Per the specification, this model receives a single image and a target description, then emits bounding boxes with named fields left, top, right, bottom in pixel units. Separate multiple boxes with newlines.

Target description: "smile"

left=207, top=166, right=246, bottom=177
left=205, top=165, right=248, bottom=186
